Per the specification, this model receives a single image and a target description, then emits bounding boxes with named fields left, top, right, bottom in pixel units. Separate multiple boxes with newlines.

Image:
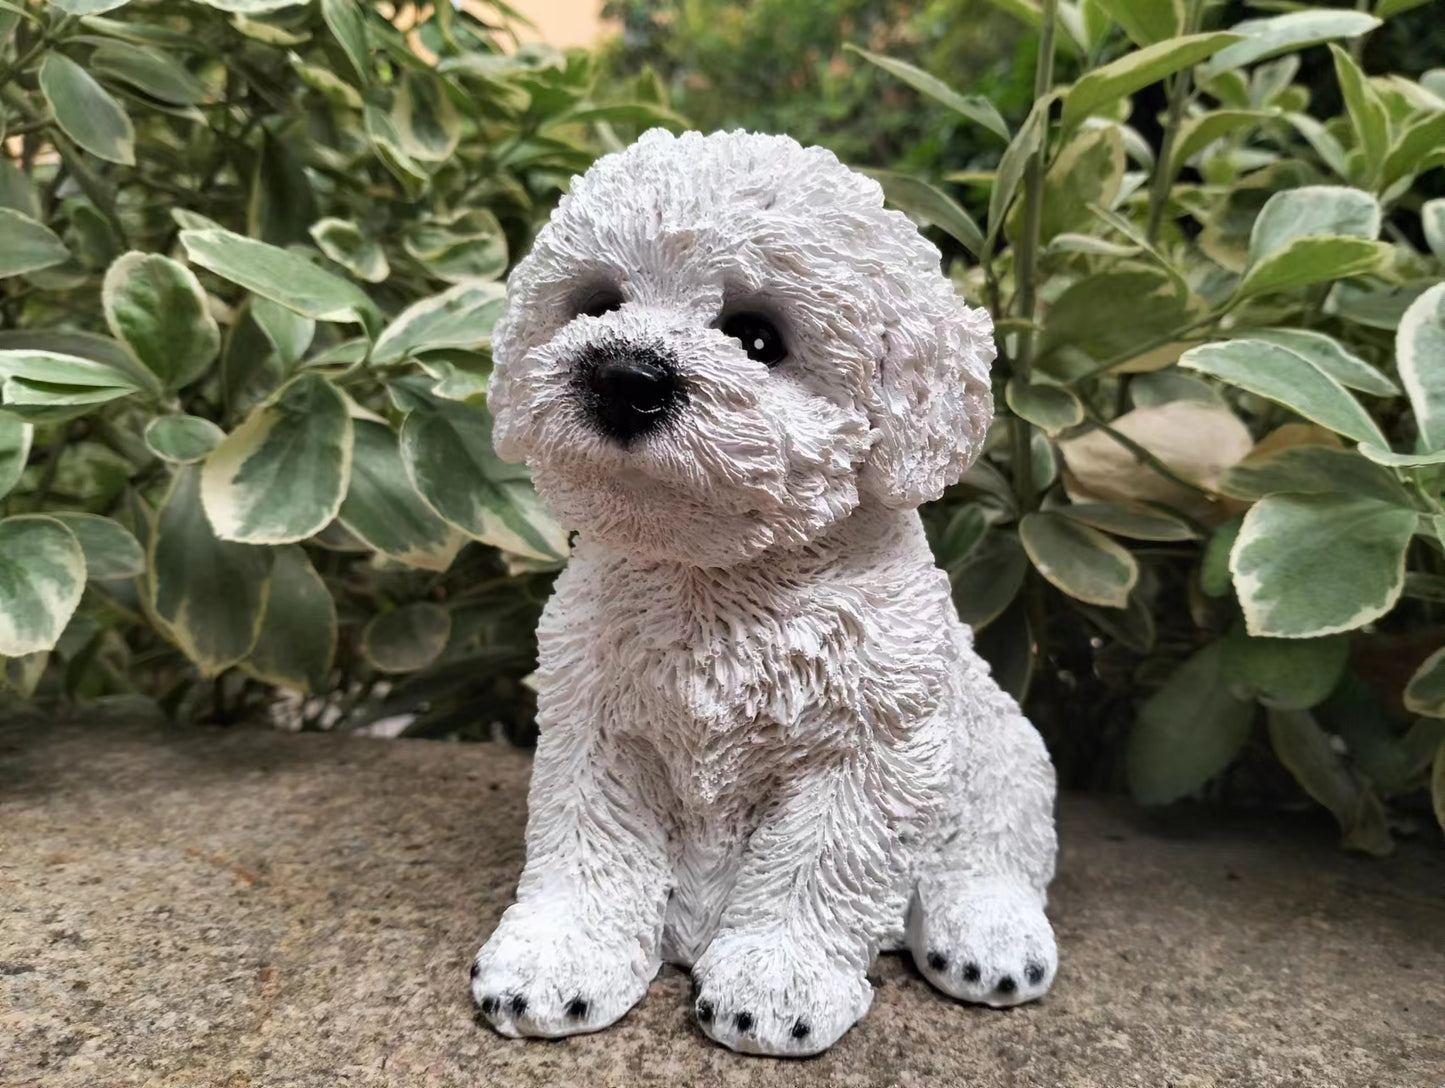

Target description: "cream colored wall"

left=499, top=0, right=610, bottom=49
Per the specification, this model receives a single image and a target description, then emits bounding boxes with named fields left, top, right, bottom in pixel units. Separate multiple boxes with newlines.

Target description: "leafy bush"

left=857, top=0, right=1445, bottom=848
left=0, top=0, right=679, bottom=736
left=598, top=0, right=1035, bottom=173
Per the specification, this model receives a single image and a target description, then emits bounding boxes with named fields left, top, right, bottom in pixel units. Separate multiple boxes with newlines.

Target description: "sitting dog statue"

left=472, top=128, right=1058, bottom=1057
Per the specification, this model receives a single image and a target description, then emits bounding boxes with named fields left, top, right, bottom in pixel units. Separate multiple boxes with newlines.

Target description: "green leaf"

left=320, top=0, right=369, bottom=84
left=1397, top=283, right=1445, bottom=451
left=845, top=46, right=1009, bottom=140
left=1239, top=236, right=1389, bottom=296
left=1423, top=198, right=1445, bottom=260
left=52, top=0, right=133, bottom=11
left=365, top=104, right=429, bottom=200
left=1284, top=111, right=1351, bottom=179
left=1005, top=379, right=1083, bottom=435
left=1031, top=125, right=1126, bottom=245
left=201, top=373, right=354, bottom=544
left=1019, top=510, right=1138, bottom=608
left=247, top=130, right=317, bottom=248
left=1358, top=444, right=1445, bottom=467
left=1378, top=0, right=1433, bottom=15
left=0, top=516, right=85, bottom=655
left=1247, top=184, right=1381, bottom=260
left=251, top=296, right=314, bottom=371
left=1220, top=445, right=1409, bottom=505
left=371, top=282, right=507, bottom=365
left=1201, top=514, right=1243, bottom=597
left=1222, top=625, right=1348, bottom=709
left=194, top=0, right=307, bottom=11
left=541, top=99, right=683, bottom=129
left=0, top=349, right=145, bottom=406
left=1127, top=641, right=1255, bottom=804
left=986, top=97, right=1049, bottom=250
left=1168, top=109, right=1279, bottom=178
left=89, top=42, right=209, bottom=106
left=1380, top=108, right=1445, bottom=190
left=1091, top=0, right=1182, bottom=45
left=0, top=415, right=31, bottom=499
left=1245, top=328, right=1398, bottom=397
left=932, top=504, right=988, bottom=571
left=338, top=420, right=465, bottom=572
left=145, top=414, right=224, bottom=464
left=180, top=228, right=379, bottom=330
left=1329, top=45, right=1390, bottom=186
left=868, top=171, right=984, bottom=256
left=1039, top=266, right=1193, bottom=375
left=0, top=208, right=71, bottom=278
left=310, top=217, right=389, bottom=283
left=1179, top=341, right=1387, bottom=447
left=103, top=251, right=219, bottom=391
left=1061, top=502, right=1197, bottom=541
left=1062, top=32, right=1242, bottom=130
left=49, top=512, right=143, bottom=580
left=39, top=52, right=135, bottom=166
left=243, top=544, right=335, bottom=694
left=394, top=70, right=460, bottom=162
left=1405, top=647, right=1445, bottom=717
left=363, top=602, right=451, bottom=673
left=402, top=209, right=508, bottom=284
left=149, top=464, right=272, bottom=676
left=399, top=396, right=568, bottom=561
left=949, top=529, right=1028, bottom=629
left=1199, top=10, right=1382, bottom=80
left=1231, top=493, right=1416, bottom=637
left=1267, top=708, right=1394, bottom=855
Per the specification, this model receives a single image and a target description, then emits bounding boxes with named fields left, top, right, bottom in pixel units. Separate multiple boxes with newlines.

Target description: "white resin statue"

left=472, top=128, right=1058, bottom=1057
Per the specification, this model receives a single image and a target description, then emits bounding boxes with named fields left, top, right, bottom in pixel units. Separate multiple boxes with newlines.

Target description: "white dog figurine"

left=473, top=129, right=1058, bottom=1057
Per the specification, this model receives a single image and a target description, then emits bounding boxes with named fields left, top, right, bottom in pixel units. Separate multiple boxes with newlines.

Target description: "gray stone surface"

left=2, top=718, right=1443, bottom=1088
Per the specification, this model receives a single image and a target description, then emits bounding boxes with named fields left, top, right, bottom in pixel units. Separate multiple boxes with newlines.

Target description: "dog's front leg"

left=471, top=723, right=670, bottom=1038
left=692, top=753, right=906, bottom=1057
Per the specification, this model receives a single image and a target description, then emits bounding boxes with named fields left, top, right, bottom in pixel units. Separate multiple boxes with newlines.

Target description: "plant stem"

left=1145, top=0, right=1206, bottom=244
left=1009, top=0, right=1059, bottom=517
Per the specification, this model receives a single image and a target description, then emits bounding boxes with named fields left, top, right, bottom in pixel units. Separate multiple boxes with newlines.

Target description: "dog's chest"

left=586, top=563, right=870, bottom=802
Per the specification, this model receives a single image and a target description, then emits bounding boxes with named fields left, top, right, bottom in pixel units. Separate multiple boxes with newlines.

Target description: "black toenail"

left=469, top=960, right=480, bottom=980
left=791, top=1019, right=810, bottom=1040
left=926, top=950, right=948, bottom=971
left=997, top=975, right=1017, bottom=995
left=480, top=996, right=498, bottom=1015
left=735, top=1011, right=753, bottom=1032
left=695, top=999, right=713, bottom=1023
left=566, top=997, right=589, bottom=1019
left=1026, top=962, right=1045, bottom=985
left=963, top=962, right=982, bottom=983
left=510, top=994, right=528, bottom=1016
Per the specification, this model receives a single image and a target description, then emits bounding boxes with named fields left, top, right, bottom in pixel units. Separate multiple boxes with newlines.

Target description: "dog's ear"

left=859, top=291, right=996, bottom=509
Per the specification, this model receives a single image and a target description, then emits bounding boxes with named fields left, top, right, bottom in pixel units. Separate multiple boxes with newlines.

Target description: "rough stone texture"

left=2, top=718, right=1443, bottom=1088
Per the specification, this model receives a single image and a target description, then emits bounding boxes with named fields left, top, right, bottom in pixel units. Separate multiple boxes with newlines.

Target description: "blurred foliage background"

left=2, top=0, right=1444, bottom=850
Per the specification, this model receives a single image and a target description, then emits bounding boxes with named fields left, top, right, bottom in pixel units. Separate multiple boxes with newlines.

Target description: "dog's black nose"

left=579, top=349, right=683, bottom=445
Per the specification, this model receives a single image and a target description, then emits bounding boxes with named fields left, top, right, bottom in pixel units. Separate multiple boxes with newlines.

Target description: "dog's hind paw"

left=907, top=875, right=1057, bottom=1008
left=471, top=905, right=655, bottom=1038
left=691, top=930, right=872, bottom=1057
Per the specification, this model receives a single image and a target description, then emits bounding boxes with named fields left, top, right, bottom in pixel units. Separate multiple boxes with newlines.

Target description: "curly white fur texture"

left=475, top=129, right=1058, bottom=1057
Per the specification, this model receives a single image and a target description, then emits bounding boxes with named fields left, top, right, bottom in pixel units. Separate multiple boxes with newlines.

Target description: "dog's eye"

left=721, top=312, right=787, bottom=366
left=577, top=290, right=623, bottom=319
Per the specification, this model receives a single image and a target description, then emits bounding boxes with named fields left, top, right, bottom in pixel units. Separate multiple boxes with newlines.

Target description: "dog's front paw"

left=907, top=876, right=1057, bottom=1008
left=471, top=904, right=656, bottom=1038
left=691, top=930, right=871, bottom=1057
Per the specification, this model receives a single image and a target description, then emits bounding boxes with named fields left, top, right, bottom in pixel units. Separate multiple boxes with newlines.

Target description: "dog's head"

left=489, top=129, right=995, bottom=566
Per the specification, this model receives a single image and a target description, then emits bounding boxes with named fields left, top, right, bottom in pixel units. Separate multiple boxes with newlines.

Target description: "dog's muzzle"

left=573, top=342, right=685, bottom=446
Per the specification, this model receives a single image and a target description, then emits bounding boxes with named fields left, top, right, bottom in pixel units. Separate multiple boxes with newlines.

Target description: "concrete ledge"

left=2, top=719, right=1443, bottom=1087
